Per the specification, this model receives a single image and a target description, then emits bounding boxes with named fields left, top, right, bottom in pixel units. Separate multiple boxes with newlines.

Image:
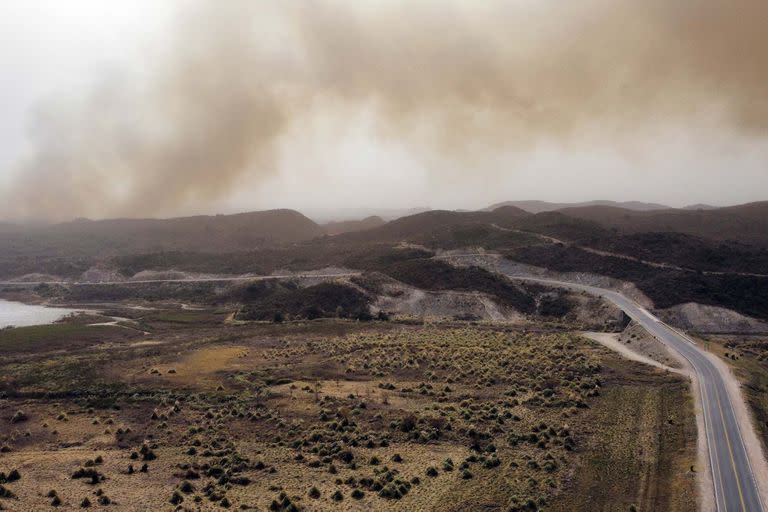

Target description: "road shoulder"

left=702, top=347, right=768, bottom=509
left=581, top=331, right=715, bottom=512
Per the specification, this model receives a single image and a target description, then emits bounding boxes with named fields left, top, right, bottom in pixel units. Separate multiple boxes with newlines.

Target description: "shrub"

left=71, top=467, right=103, bottom=484
left=140, top=444, right=157, bottom=461
left=379, top=483, right=401, bottom=499
left=309, top=486, right=320, bottom=499
left=331, top=490, right=344, bottom=501
left=399, top=415, right=417, bottom=433
left=170, top=491, right=184, bottom=505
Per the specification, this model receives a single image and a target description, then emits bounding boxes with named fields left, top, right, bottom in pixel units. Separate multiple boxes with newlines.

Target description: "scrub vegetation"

left=0, top=308, right=695, bottom=511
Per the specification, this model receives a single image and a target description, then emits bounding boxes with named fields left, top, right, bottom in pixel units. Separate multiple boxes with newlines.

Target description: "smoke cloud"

left=3, top=0, right=767, bottom=220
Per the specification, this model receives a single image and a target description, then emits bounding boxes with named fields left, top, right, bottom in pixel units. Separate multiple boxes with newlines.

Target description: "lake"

left=0, top=299, right=81, bottom=328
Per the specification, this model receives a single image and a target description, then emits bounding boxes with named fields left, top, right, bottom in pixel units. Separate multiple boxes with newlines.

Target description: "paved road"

left=513, top=276, right=764, bottom=512
left=2, top=259, right=764, bottom=508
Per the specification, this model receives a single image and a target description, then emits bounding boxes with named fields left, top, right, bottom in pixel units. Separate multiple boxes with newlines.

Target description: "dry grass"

left=0, top=310, right=696, bottom=511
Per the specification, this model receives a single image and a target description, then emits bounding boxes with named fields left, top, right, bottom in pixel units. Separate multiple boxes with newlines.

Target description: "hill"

left=512, top=211, right=609, bottom=242
left=0, top=209, right=325, bottom=259
left=683, top=203, right=718, bottom=210
left=583, top=232, right=768, bottom=275
left=301, top=207, right=431, bottom=223
left=487, top=199, right=670, bottom=213
left=322, top=216, right=386, bottom=235
left=559, top=202, right=768, bottom=245
left=506, top=244, right=768, bottom=320
left=337, top=207, right=531, bottom=246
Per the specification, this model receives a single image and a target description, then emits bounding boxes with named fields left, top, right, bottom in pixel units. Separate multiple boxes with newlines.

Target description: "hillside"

left=322, top=215, right=386, bottom=235
left=506, top=244, right=768, bottom=321
left=0, top=209, right=325, bottom=259
left=512, top=211, right=609, bottom=242
left=336, top=206, right=531, bottom=247
left=559, top=202, right=768, bottom=246
left=583, top=232, right=768, bottom=275
left=487, top=199, right=670, bottom=213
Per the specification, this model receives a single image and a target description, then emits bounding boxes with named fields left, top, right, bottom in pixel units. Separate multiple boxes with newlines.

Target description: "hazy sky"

left=1, top=0, right=767, bottom=221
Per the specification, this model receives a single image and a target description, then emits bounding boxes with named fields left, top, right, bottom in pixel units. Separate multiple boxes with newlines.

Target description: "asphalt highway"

left=2, top=260, right=764, bottom=509
left=513, top=276, right=763, bottom=512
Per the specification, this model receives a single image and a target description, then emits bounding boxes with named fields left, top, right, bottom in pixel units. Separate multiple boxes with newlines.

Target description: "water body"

left=0, top=299, right=80, bottom=328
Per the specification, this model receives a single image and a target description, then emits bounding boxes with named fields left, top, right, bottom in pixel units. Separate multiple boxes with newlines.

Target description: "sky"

left=0, top=0, right=767, bottom=221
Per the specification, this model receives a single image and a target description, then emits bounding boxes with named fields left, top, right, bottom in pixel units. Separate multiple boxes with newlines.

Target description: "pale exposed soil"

left=618, top=321, right=683, bottom=369
left=372, top=280, right=522, bottom=322
left=581, top=332, right=681, bottom=374
left=658, top=303, right=768, bottom=334
left=438, top=252, right=654, bottom=308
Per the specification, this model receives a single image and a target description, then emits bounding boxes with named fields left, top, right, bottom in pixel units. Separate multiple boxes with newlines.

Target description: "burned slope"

left=236, top=281, right=372, bottom=321
left=559, top=201, right=768, bottom=246
left=380, top=259, right=535, bottom=314
left=506, top=244, right=768, bottom=321
left=512, top=211, right=609, bottom=242
left=112, top=244, right=434, bottom=278
left=333, top=207, right=531, bottom=248
left=583, top=232, right=768, bottom=275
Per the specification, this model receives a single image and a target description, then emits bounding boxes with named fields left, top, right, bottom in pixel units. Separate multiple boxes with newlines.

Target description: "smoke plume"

left=3, top=0, right=767, bottom=220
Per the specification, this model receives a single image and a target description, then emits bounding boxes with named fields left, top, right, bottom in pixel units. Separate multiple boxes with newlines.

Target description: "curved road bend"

left=513, top=276, right=763, bottom=512
left=1, top=264, right=765, bottom=508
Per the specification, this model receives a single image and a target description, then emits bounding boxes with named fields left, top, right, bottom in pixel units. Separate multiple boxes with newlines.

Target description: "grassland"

left=0, top=306, right=696, bottom=511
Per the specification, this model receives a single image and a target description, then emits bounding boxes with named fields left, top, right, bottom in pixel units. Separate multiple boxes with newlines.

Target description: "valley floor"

left=0, top=308, right=696, bottom=511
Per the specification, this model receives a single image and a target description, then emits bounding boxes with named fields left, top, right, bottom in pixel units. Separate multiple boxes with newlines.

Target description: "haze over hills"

left=3, top=2, right=768, bottom=510
left=321, top=216, right=386, bottom=236
left=559, top=201, right=768, bottom=246
left=2, top=200, right=768, bottom=265
left=2, top=198, right=768, bottom=359
left=486, top=200, right=671, bottom=214
left=0, top=209, right=325, bottom=257
left=683, top=203, right=719, bottom=210
left=336, top=206, right=530, bottom=244
left=300, top=207, right=431, bottom=223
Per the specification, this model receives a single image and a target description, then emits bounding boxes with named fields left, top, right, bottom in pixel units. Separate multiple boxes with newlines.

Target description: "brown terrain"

left=0, top=307, right=696, bottom=511
left=3, top=200, right=768, bottom=511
